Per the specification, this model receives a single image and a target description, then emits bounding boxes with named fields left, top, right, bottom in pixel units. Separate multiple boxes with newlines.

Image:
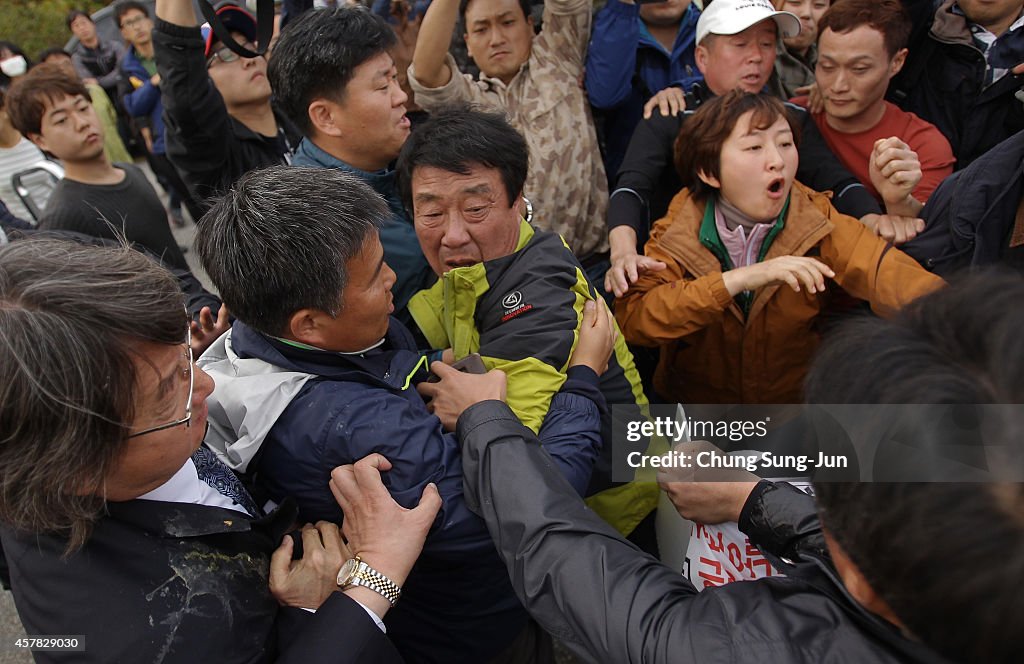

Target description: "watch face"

left=337, top=558, right=358, bottom=586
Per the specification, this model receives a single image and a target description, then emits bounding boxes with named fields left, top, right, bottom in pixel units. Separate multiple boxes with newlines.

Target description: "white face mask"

left=0, top=55, right=28, bottom=78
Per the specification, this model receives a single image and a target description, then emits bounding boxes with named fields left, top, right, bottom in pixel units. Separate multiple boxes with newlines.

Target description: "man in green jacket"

left=397, top=106, right=659, bottom=539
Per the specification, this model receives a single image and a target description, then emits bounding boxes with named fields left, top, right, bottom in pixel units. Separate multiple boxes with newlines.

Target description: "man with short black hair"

left=6, top=64, right=187, bottom=271
left=397, top=106, right=657, bottom=545
left=794, top=0, right=954, bottom=229
left=153, top=0, right=301, bottom=202
left=39, top=47, right=133, bottom=167
left=66, top=9, right=125, bottom=101
left=268, top=6, right=433, bottom=319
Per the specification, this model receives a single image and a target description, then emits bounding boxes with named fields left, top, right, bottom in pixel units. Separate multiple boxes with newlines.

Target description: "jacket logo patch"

left=502, top=291, right=523, bottom=308
left=501, top=291, right=533, bottom=322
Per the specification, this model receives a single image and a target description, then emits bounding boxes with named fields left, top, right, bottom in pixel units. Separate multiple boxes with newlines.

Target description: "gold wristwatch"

left=336, top=556, right=402, bottom=606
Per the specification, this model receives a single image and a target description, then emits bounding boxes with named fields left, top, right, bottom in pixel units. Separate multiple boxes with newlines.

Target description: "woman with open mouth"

left=616, top=90, right=944, bottom=406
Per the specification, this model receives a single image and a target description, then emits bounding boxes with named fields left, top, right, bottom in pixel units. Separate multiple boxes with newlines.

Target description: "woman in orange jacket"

left=616, top=91, right=944, bottom=405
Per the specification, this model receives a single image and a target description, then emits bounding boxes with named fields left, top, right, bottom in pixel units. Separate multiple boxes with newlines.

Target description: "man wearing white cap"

left=605, top=0, right=904, bottom=297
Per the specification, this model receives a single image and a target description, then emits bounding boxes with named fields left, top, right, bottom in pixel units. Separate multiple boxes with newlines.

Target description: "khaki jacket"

left=617, top=182, right=945, bottom=404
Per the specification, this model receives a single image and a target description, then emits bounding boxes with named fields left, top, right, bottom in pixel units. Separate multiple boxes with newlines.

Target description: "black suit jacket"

left=1, top=498, right=402, bottom=663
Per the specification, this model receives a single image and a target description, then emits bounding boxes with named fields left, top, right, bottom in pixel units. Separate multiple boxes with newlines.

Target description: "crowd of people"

left=0, top=0, right=1023, bottom=662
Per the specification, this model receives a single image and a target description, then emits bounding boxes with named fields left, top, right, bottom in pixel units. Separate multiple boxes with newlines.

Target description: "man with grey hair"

left=0, top=238, right=426, bottom=662
left=194, top=165, right=606, bottom=663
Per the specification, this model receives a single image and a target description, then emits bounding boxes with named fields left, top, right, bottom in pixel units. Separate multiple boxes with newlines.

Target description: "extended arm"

left=410, top=0, right=458, bottom=88
left=458, top=401, right=728, bottom=662
left=608, top=112, right=684, bottom=237
left=793, top=109, right=882, bottom=219
left=821, top=211, right=945, bottom=317
left=153, top=0, right=234, bottom=193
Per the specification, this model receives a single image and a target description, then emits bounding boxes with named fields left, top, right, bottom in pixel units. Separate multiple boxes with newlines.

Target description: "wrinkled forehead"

left=724, top=17, right=780, bottom=41
left=412, top=163, right=503, bottom=198
left=463, top=0, right=528, bottom=24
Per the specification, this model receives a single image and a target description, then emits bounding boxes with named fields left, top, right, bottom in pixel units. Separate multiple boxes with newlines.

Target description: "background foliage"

left=1, top=0, right=110, bottom=62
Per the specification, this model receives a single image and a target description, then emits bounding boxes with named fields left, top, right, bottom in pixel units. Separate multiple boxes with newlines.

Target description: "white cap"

left=696, top=0, right=801, bottom=46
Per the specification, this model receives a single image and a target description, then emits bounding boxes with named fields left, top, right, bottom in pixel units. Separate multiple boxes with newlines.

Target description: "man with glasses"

left=153, top=0, right=301, bottom=204
left=0, top=239, right=432, bottom=662
left=116, top=1, right=207, bottom=226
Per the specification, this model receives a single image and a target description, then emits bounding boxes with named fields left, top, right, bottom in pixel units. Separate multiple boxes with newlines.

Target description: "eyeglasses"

left=128, top=329, right=194, bottom=438
left=206, top=41, right=257, bottom=68
left=120, top=16, right=149, bottom=29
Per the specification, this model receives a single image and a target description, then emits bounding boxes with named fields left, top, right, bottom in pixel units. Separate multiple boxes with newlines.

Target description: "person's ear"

left=697, top=169, right=721, bottom=190
left=287, top=308, right=324, bottom=347
left=695, top=44, right=710, bottom=76
left=27, top=132, right=49, bottom=154
left=824, top=530, right=906, bottom=630
left=889, top=47, right=908, bottom=78
left=307, top=98, right=344, bottom=139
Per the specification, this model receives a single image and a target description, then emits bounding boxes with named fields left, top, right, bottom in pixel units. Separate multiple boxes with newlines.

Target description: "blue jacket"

left=119, top=47, right=166, bottom=155
left=292, top=138, right=434, bottom=321
left=586, top=0, right=702, bottom=180
left=199, top=316, right=604, bottom=663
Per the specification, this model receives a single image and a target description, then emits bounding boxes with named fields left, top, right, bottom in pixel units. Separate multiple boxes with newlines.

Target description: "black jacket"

left=458, top=400, right=952, bottom=664
left=608, top=84, right=880, bottom=248
left=1, top=497, right=402, bottom=663
left=152, top=18, right=301, bottom=205
left=904, top=129, right=1024, bottom=274
left=890, top=0, right=1024, bottom=168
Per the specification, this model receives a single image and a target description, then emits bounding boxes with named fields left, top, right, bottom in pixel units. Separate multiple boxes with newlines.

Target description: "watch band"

left=337, top=556, right=402, bottom=606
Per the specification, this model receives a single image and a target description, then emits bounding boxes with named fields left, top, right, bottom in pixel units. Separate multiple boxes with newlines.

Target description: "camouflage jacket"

left=409, top=0, right=609, bottom=258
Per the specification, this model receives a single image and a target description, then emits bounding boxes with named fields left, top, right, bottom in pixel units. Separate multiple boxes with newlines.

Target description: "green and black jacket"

left=409, top=220, right=659, bottom=536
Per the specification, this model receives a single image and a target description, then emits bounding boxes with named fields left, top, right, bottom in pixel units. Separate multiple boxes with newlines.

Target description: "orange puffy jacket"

left=617, top=182, right=945, bottom=404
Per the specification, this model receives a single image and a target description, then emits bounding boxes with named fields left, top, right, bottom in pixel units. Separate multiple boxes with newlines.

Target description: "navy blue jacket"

left=904, top=129, right=1024, bottom=274
left=220, top=317, right=604, bottom=663
left=586, top=0, right=702, bottom=180
left=120, top=47, right=167, bottom=155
